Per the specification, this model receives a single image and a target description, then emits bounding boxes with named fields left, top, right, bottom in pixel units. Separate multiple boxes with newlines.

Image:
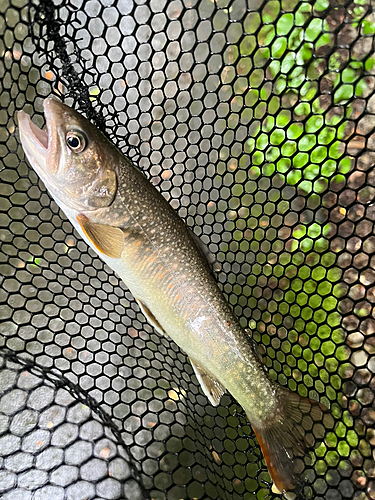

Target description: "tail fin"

left=247, top=387, right=333, bottom=495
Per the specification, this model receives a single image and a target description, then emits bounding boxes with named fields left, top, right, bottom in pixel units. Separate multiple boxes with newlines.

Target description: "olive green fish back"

left=1, top=1, right=375, bottom=499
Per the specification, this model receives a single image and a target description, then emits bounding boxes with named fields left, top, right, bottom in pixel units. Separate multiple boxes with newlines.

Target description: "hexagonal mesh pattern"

left=0, top=353, right=146, bottom=500
left=0, top=0, right=375, bottom=499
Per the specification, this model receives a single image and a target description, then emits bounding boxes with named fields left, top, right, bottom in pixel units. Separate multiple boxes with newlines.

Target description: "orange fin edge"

left=76, top=213, right=124, bottom=258
left=248, top=389, right=333, bottom=494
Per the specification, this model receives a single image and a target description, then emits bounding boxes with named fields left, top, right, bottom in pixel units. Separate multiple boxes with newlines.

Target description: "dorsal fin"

left=188, top=228, right=221, bottom=274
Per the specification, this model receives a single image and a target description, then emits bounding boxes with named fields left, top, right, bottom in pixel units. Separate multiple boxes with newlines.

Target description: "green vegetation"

left=214, top=0, right=375, bottom=496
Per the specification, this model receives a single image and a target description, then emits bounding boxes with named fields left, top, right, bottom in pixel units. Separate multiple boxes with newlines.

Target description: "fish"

left=18, top=97, right=332, bottom=496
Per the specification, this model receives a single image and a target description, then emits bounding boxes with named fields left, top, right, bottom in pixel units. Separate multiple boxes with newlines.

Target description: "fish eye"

left=66, top=130, right=87, bottom=153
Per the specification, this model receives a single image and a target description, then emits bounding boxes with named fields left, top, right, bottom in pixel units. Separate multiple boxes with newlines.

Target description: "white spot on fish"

left=191, top=315, right=207, bottom=336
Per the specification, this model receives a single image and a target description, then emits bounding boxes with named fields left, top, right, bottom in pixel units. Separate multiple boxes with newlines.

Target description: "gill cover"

left=18, top=97, right=117, bottom=212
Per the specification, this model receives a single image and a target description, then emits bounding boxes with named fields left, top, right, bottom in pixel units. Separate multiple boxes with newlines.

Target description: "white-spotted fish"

left=18, top=98, right=332, bottom=496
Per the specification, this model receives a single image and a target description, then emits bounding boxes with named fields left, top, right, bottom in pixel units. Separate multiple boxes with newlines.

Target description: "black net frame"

left=0, top=0, right=375, bottom=499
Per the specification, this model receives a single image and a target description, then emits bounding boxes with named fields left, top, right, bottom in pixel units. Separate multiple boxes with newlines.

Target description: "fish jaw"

left=18, top=110, right=47, bottom=178
left=17, top=98, right=62, bottom=195
left=18, top=97, right=118, bottom=212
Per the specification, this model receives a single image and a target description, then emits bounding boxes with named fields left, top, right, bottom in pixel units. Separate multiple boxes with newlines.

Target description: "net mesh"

left=0, top=0, right=375, bottom=499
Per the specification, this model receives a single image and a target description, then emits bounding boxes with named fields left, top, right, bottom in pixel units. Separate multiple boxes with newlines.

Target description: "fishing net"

left=0, top=0, right=374, bottom=498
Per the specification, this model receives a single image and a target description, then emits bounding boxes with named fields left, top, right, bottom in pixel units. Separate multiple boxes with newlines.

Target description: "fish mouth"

left=18, top=111, right=49, bottom=149
left=17, top=96, right=61, bottom=178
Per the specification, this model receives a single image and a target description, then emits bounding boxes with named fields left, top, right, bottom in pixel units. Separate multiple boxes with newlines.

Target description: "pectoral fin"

left=189, top=357, right=226, bottom=406
left=135, top=298, right=169, bottom=338
left=77, top=214, right=124, bottom=258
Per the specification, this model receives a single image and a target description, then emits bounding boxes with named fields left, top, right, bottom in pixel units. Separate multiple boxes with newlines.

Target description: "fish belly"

left=65, top=202, right=276, bottom=418
left=118, top=240, right=276, bottom=418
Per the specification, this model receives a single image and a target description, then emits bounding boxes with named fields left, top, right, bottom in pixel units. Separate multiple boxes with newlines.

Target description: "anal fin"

left=135, top=298, right=169, bottom=338
left=189, top=357, right=226, bottom=406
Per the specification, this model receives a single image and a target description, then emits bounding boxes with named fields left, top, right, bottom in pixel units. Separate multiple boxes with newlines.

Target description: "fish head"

left=18, top=97, right=117, bottom=212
